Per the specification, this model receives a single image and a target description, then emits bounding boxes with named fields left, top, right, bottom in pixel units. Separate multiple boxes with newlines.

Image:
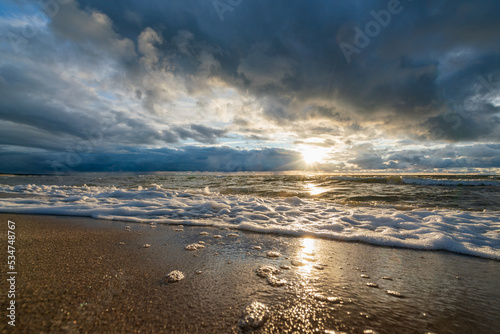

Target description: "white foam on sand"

left=165, top=270, right=184, bottom=283
left=1, top=184, right=499, bottom=260
left=239, top=301, right=268, bottom=330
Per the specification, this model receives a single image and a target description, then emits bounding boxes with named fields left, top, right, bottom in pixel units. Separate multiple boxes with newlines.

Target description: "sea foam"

left=0, top=184, right=499, bottom=260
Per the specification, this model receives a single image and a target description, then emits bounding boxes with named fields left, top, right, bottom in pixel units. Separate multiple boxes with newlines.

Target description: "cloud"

left=0, top=146, right=302, bottom=174
left=347, top=143, right=500, bottom=171
left=1, top=0, right=499, bottom=173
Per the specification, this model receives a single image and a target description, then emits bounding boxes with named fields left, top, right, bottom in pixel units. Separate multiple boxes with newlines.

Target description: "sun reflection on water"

left=305, top=183, right=329, bottom=196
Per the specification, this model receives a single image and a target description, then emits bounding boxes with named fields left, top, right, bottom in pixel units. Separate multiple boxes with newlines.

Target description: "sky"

left=0, top=0, right=499, bottom=173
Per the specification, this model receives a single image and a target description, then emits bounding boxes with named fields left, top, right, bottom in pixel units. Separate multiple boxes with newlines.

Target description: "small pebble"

left=253, top=246, right=262, bottom=250
left=280, top=265, right=291, bottom=270
left=118, top=242, right=125, bottom=245
left=196, top=270, right=203, bottom=275
left=366, top=283, right=379, bottom=288
left=213, top=235, right=222, bottom=239
left=360, top=274, right=370, bottom=278
left=313, top=264, right=326, bottom=270
left=381, top=277, right=393, bottom=280
left=227, top=233, right=239, bottom=237
left=143, top=244, right=150, bottom=248
left=199, top=232, right=209, bottom=236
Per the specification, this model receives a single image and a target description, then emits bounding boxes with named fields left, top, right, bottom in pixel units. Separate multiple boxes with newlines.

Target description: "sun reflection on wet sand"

left=294, top=237, right=318, bottom=275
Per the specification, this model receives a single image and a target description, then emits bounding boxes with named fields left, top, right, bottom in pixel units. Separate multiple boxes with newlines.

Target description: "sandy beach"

left=1, top=213, right=499, bottom=333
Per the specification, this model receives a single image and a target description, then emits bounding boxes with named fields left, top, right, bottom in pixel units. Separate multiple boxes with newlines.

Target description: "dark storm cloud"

left=0, top=146, right=302, bottom=174
left=348, top=144, right=500, bottom=170
left=75, top=0, right=500, bottom=140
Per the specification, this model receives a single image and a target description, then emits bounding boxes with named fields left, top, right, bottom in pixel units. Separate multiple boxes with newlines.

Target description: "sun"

left=300, top=146, right=328, bottom=165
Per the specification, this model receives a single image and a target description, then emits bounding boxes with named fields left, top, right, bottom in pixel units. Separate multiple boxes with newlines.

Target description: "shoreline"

left=1, top=213, right=500, bottom=333
left=1, top=209, right=498, bottom=262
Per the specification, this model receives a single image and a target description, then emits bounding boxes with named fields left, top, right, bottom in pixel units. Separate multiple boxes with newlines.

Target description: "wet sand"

left=1, top=213, right=499, bottom=333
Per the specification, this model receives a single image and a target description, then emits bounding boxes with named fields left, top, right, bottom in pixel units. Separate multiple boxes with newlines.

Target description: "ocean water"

left=0, top=173, right=499, bottom=260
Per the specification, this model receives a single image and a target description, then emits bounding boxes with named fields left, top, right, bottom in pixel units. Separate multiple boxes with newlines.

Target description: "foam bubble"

left=386, top=290, right=404, bottom=298
left=239, top=301, right=268, bottom=330
left=266, top=251, right=281, bottom=258
left=266, top=274, right=287, bottom=287
left=256, top=265, right=280, bottom=278
left=165, top=270, right=184, bottom=283
left=185, top=243, right=205, bottom=251
left=313, top=294, right=348, bottom=304
left=291, top=259, right=307, bottom=267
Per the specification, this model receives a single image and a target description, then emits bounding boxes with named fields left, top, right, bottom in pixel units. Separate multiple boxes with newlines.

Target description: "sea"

left=0, top=173, right=499, bottom=260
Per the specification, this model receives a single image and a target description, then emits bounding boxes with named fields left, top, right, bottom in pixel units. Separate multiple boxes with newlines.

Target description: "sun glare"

left=300, top=146, right=328, bottom=165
